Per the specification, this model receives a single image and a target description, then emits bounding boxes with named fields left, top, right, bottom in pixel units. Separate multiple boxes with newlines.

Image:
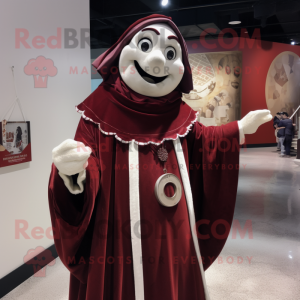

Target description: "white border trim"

left=58, top=170, right=86, bottom=195
left=76, top=106, right=198, bottom=146
left=173, top=138, right=210, bottom=300
left=128, top=141, right=145, bottom=300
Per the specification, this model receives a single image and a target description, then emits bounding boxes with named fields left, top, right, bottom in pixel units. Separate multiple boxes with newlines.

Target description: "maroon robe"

left=48, top=116, right=240, bottom=300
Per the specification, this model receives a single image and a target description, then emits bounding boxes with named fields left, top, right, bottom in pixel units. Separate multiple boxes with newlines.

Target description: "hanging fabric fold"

left=128, top=137, right=210, bottom=300
left=173, top=138, right=210, bottom=300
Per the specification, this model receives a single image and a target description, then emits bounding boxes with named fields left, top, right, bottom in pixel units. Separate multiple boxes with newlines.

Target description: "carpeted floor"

left=3, top=147, right=300, bottom=300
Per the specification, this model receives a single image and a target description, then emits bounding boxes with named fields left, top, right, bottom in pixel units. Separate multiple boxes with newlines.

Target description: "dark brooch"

left=157, top=147, right=168, bottom=162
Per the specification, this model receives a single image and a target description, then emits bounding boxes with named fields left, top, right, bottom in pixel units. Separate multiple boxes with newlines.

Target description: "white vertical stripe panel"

left=173, top=138, right=210, bottom=300
left=128, top=140, right=145, bottom=300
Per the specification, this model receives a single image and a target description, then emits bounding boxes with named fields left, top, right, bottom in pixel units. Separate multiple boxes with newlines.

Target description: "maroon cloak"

left=48, top=14, right=240, bottom=300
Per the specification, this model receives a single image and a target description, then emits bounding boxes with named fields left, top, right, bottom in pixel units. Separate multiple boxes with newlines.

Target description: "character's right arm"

left=52, top=118, right=99, bottom=194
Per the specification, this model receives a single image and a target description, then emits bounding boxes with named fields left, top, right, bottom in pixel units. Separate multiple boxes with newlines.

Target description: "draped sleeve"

left=48, top=118, right=101, bottom=283
left=186, top=121, right=240, bottom=270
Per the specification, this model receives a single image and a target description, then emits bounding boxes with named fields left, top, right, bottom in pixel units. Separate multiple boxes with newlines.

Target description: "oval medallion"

left=157, top=147, right=168, bottom=162
left=154, top=173, right=182, bottom=207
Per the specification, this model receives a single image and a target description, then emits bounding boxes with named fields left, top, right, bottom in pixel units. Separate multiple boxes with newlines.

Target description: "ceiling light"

left=162, top=0, right=168, bottom=6
left=229, top=21, right=241, bottom=25
left=229, top=12, right=241, bottom=25
left=291, top=41, right=295, bottom=45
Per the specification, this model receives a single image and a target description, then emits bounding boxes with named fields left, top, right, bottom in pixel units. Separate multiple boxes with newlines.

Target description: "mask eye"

left=164, top=46, right=176, bottom=60
left=138, top=38, right=152, bottom=53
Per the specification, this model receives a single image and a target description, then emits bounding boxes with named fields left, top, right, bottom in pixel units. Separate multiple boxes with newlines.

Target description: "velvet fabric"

left=80, top=14, right=196, bottom=145
left=48, top=118, right=240, bottom=300
left=76, top=82, right=197, bottom=145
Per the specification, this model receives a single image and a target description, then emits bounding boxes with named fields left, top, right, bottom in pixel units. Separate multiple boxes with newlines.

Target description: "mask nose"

left=146, top=50, right=166, bottom=76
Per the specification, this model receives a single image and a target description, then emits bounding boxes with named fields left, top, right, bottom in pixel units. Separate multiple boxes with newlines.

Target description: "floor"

left=3, top=148, right=300, bottom=300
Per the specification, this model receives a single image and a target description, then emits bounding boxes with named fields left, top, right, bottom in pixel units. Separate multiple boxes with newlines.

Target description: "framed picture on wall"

left=0, top=120, right=32, bottom=167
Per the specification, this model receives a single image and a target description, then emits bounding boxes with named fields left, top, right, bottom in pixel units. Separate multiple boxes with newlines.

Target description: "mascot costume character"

left=48, top=14, right=272, bottom=300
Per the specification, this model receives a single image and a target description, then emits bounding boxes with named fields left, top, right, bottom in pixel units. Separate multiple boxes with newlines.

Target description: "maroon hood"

left=92, top=14, right=193, bottom=94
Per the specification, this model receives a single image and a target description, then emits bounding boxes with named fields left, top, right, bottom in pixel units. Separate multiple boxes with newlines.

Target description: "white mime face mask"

left=119, top=23, right=184, bottom=97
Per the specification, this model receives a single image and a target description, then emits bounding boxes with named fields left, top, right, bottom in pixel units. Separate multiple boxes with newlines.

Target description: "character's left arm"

left=237, top=110, right=273, bottom=144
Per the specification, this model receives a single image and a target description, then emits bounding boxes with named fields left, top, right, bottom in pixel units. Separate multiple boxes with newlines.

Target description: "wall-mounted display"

left=182, top=51, right=242, bottom=126
left=265, top=51, right=300, bottom=116
left=0, top=120, right=31, bottom=167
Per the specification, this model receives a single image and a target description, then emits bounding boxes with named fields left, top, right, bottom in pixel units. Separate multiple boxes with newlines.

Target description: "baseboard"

left=0, top=244, right=58, bottom=298
left=243, top=143, right=277, bottom=148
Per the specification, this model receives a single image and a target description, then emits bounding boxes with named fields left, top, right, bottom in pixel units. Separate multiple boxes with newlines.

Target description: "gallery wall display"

left=0, top=67, right=32, bottom=168
left=182, top=51, right=242, bottom=127
left=265, top=51, right=300, bottom=117
left=0, top=120, right=32, bottom=167
left=184, top=38, right=300, bottom=145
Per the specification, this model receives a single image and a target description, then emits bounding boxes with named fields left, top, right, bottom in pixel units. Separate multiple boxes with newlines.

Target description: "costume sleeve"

left=48, top=118, right=100, bottom=283
left=186, top=121, right=240, bottom=271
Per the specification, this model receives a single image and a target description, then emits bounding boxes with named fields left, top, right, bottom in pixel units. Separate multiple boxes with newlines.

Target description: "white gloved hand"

left=239, top=109, right=273, bottom=135
left=52, top=139, right=92, bottom=176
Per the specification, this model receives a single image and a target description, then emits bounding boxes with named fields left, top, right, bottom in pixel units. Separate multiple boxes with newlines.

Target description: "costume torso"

left=49, top=116, right=240, bottom=300
left=48, top=13, right=241, bottom=300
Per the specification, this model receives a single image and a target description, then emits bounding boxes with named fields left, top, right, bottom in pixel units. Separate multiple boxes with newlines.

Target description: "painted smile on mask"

left=134, top=60, right=168, bottom=84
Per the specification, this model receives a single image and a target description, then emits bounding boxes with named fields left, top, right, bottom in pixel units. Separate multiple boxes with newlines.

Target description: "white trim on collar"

left=76, top=106, right=198, bottom=146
